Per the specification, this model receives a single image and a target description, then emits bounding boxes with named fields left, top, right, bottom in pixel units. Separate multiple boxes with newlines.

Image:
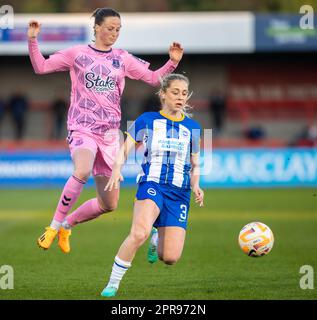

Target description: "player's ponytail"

left=158, top=74, right=193, bottom=118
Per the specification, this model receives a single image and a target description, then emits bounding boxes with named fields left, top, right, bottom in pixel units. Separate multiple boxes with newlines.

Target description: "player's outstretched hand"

left=169, top=42, right=184, bottom=64
left=192, top=186, right=204, bottom=207
left=28, top=20, right=41, bottom=39
left=104, top=170, right=124, bottom=192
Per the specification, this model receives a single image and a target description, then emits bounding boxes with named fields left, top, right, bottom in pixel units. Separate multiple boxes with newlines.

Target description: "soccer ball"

left=238, top=222, right=274, bottom=257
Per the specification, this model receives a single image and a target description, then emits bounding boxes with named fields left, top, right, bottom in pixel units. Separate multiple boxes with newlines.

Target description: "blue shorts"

left=135, top=181, right=191, bottom=230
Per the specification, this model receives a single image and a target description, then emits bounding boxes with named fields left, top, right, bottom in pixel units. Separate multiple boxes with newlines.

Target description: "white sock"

left=50, top=219, right=62, bottom=231
left=61, top=220, right=72, bottom=230
left=107, top=255, right=131, bottom=289
left=151, top=230, right=158, bottom=247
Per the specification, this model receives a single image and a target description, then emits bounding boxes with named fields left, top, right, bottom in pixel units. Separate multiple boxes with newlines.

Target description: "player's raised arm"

left=168, top=42, right=184, bottom=64
left=104, top=135, right=139, bottom=192
left=124, top=42, right=184, bottom=87
left=27, top=20, right=73, bottom=74
left=28, top=20, right=41, bottom=38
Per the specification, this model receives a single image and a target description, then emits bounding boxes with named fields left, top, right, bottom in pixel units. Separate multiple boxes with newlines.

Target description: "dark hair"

left=92, top=8, right=120, bottom=26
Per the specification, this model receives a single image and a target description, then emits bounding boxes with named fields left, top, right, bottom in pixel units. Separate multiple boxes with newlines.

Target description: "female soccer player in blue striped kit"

left=101, top=73, right=204, bottom=297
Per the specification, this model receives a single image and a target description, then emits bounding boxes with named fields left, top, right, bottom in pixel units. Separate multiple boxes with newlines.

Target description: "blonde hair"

left=158, top=73, right=193, bottom=118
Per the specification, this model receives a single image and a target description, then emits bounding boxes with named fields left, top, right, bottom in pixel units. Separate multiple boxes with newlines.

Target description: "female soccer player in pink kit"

left=27, top=8, right=183, bottom=253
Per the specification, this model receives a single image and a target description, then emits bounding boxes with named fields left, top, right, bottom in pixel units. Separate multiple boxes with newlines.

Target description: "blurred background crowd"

left=0, top=0, right=316, bottom=149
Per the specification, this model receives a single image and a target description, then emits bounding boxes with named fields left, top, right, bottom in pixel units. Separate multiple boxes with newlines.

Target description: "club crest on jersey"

left=85, top=72, right=116, bottom=92
left=147, top=188, right=157, bottom=196
left=112, top=59, right=120, bottom=69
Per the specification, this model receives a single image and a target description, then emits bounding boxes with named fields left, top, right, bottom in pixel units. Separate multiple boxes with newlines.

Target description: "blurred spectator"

left=120, top=95, right=139, bottom=134
left=120, top=95, right=130, bottom=133
left=209, top=89, right=227, bottom=136
left=308, top=124, right=317, bottom=145
left=141, top=93, right=161, bottom=113
left=244, top=126, right=266, bottom=141
left=120, top=90, right=160, bottom=133
left=8, top=91, right=29, bottom=141
left=50, top=95, right=68, bottom=140
left=0, top=97, right=5, bottom=138
left=289, top=124, right=317, bottom=147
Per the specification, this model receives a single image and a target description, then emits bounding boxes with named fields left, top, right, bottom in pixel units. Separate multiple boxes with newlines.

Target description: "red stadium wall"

left=0, top=53, right=316, bottom=147
left=228, top=61, right=317, bottom=127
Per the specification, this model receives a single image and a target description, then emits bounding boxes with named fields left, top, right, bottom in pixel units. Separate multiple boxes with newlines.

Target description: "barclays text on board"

left=201, top=148, right=317, bottom=187
left=0, top=148, right=316, bottom=188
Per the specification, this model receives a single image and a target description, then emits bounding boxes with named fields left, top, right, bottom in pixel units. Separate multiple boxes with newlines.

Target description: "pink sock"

left=53, top=175, right=86, bottom=223
left=65, top=198, right=104, bottom=227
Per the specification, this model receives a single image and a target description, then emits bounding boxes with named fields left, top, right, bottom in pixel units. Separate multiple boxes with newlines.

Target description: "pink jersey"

left=28, top=39, right=178, bottom=135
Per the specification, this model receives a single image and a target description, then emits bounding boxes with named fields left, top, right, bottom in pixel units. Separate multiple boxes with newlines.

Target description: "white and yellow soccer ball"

left=238, top=222, right=274, bottom=257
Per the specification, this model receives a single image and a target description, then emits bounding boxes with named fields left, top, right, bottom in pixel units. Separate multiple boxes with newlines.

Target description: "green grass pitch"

left=0, top=188, right=316, bottom=300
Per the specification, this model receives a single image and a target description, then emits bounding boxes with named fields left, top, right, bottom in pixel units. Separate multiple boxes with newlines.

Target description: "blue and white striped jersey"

left=127, top=110, right=201, bottom=190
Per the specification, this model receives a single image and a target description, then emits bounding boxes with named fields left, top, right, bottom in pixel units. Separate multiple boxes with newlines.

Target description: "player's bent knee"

left=73, top=170, right=91, bottom=182
left=98, top=200, right=118, bottom=213
left=105, top=205, right=117, bottom=212
left=130, top=229, right=150, bottom=245
left=162, top=259, right=175, bottom=265
left=163, top=259, right=178, bottom=265
left=161, top=254, right=181, bottom=265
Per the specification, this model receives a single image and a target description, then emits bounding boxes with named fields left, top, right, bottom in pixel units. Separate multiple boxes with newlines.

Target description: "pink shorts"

left=67, top=130, right=120, bottom=177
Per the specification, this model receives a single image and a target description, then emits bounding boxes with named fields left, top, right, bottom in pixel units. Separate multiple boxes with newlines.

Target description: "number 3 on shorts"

left=180, top=204, right=187, bottom=220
